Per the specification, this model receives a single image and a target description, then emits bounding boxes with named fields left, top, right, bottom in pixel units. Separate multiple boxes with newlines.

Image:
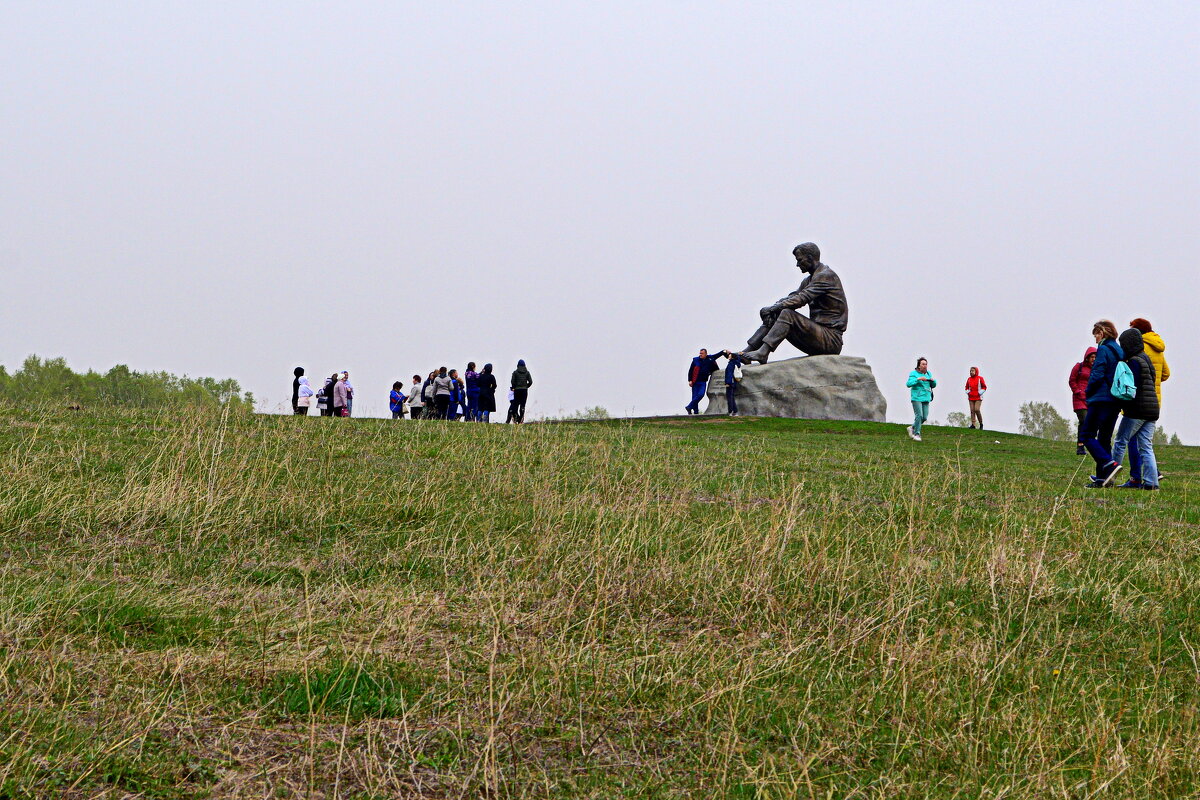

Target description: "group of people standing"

left=1072, top=318, right=1169, bottom=489
left=289, top=361, right=534, bottom=424
left=291, top=368, right=357, bottom=417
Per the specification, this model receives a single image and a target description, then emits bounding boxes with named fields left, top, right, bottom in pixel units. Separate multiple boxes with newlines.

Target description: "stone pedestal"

left=704, top=355, right=887, bottom=421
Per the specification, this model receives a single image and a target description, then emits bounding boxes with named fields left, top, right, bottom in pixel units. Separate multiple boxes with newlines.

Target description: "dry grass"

left=0, top=404, right=1197, bottom=798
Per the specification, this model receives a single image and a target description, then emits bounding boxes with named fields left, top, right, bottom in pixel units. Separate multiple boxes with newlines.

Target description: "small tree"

left=1169, top=433, right=1182, bottom=446
left=945, top=411, right=969, bottom=427
left=1018, top=401, right=1073, bottom=441
left=559, top=406, right=611, bottom=421
left=1152, top=426, right=1168, bottom=447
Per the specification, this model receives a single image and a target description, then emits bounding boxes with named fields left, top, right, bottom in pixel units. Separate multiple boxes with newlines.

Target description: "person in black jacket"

left=1110, top=328, right=1161, bottom=490
left=478, top=364, right=498, bottom=422
left=291, top=367, right=305, bottom=415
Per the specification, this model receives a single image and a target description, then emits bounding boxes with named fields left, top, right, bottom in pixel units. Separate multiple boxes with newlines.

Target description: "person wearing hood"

left=508, top=360, right=533, bottom=423
left=1129, top=318, right=1169, bottom=404
left=1082, top=319, right=1124, bottom=487
left=964, top=366, right=987, bottom=429
left=1110, top=327, right=1160, bottom=490
left=1069, top=346, right=1097, bottom=455
left=291, top=367, right=305, bottom=414
left=478, top=364, right=497, bottom=422
left=332, top=372, right=350, bottom=417
left=294, top=375, right=314, bottom=415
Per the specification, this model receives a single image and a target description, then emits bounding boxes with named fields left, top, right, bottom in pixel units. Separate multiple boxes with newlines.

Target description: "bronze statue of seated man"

left=740, top=242, right=848, bottom=364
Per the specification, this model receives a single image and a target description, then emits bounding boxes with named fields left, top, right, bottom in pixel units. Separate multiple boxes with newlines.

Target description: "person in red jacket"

left=964, top=367, right=988, bottom=429
left=1068, top=347, right=1097, bottom=455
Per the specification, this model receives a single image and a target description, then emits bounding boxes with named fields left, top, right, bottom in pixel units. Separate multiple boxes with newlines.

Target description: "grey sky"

left=3, top=3, right=1197, bottom=439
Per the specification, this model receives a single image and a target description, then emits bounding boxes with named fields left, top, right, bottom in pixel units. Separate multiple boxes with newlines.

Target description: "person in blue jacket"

left=1081, top=319, right=1125, bottom=487
left=389, top=381, right=407, bottom=419
left=685, top=348, right=728, bottom=415
left=906, top=357, right=936, bottom=441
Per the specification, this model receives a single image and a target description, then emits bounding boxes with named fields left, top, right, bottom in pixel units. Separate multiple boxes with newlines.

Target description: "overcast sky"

left=2, top=2, right=1197, bottom=439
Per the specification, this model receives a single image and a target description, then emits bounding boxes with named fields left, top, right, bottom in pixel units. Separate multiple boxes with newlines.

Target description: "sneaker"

left=969, top=425, right=976, bottom=429
left=1116, top=480, right=1143, bottom=489
left=1085, top=480, right=1106, bottom=489
left=1142, top=484, right=1159, bottom=491
left=1100, top=462, right=1122, bottom=487
left=913, top=434, right=922, bottom=442
left=1076, top=444, right=1086, bottom=456
left=906, top=426, right=915, bottom=439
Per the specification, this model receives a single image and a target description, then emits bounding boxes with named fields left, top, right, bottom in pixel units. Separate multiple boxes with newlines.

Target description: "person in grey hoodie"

left=432, top=367, right=453, bottom=419
left=507, top=359, right=533, bottom=423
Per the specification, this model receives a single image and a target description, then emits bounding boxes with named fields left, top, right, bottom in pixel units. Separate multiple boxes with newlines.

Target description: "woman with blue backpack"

left=1081, top=319, right=1125, bottom=487
left=1110, top=327, right=1161, bottom=490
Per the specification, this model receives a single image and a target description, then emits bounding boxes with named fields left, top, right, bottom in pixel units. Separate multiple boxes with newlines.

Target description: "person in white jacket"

left=294, top=376, right=315, bottom=416
left=406, top=374, right=425, bottom=419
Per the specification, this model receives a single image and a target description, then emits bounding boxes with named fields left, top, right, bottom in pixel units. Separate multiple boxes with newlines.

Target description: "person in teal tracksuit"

left=906, top=357, right=936, bottom=441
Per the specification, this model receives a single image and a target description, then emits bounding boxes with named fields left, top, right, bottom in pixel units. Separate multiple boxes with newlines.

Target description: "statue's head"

left=793, top=242, right=820, bottom=272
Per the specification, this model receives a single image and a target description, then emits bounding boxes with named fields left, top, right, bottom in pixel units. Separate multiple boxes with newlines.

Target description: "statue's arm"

left=769, top=273, right=834, bottom=313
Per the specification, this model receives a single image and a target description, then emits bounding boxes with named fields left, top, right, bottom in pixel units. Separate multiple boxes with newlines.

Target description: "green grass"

left=0, top=404, right=1197, bottom=798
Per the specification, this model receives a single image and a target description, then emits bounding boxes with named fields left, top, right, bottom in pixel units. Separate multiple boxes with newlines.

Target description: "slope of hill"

left=1, top=406, right=1197, bottom=798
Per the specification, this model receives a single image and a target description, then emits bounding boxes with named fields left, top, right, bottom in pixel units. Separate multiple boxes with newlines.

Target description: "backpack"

left=1111, top=361, right=1136, bottom=401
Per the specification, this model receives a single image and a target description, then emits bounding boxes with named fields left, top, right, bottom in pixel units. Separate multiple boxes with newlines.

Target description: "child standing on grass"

left=964, top=366, right=987, bottom=429
left=906, top=358, right=935, bottom=442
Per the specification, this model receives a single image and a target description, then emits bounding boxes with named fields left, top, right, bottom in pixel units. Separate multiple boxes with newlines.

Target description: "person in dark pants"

left=723, top=354, right=744, bottom=416
left=464, top=362, right=481, bottom=421
left=1081, top=320, right=1125, bottom=487
left=685, top=348, right=727, bottom=415
left=389, top=381, right=406, bottom=419
left=318, top=373, right=337, bottom=416
left=291, top=367, right=305, bottom=414
left=508, top=360, right=533, bottom=423
left=478, top=364, right=497, bottom=422
left=433, top=367, right=452, bottom=420
left=407, top=375, right=425, bottom=419
left=1068, top=347, right=1097, bottom=455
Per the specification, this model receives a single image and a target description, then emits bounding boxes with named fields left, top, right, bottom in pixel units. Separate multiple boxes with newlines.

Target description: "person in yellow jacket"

left=1130, top=318, right=1169, bottom=403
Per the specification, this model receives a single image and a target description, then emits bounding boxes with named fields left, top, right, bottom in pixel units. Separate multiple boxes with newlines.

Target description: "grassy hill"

left=1, top=406, right=1197, bottom=798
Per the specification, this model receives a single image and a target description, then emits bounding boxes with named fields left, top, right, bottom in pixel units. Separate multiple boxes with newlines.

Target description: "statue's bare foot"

left=740, top=346, right=770, bottom=364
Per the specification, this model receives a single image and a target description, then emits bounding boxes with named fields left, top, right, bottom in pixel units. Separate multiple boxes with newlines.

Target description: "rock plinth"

left=704, top=355, right=886, bottom=421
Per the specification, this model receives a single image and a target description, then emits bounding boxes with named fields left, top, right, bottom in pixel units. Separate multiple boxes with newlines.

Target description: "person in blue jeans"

left=685, top=348, right=727, bottom=415
left=724, top=354, right=745, bottom=416
left=1081, top=320, right=1125, bottom=487
left=1110, top=327, right=1160, bottom=489
left=906, top=357, right=936, bottom=441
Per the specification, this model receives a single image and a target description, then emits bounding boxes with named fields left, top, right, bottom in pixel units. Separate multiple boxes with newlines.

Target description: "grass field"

left=0, top=405, right=1197, bottom=799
